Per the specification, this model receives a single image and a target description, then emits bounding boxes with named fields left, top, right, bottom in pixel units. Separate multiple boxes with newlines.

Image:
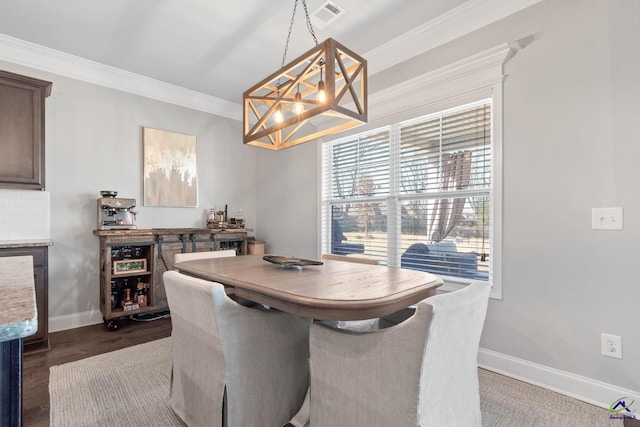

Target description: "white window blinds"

left=322, top=99, right=492, bottom=283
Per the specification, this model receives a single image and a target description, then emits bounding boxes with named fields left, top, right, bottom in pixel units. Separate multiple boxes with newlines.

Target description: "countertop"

left=0, top=258, right=37, bottom=343
left=0, top=239, right=53, bottom=249
left=93, top=228, right=248, bottom=236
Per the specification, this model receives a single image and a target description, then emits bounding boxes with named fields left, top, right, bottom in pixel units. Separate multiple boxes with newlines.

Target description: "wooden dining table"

left=174, top=254, right=442, bottom=320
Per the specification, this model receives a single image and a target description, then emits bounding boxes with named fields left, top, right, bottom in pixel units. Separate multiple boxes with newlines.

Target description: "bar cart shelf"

left=96, top=234, right=160, bottom=330
left=94, top=228, right=248, bottom=330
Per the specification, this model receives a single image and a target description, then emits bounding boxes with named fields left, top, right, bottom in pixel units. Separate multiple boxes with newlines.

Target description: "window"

left=321, top=100, right=493, bottom=287
left=320, top=43, right=514, bottom=297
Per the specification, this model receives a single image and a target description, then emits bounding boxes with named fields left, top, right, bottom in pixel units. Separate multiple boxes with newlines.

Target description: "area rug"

left=50, top=337, right=620, bottom=427
left=49, top=337, right=184, bottom=427
left=478, top=369, right=620, bottom=427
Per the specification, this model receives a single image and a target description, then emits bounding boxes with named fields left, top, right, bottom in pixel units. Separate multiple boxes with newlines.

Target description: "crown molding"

left=371, top=43, right=512, bottom=109
left=0, top=33, right=242, bottom=120
left=364, top=0, right=543, bottom=74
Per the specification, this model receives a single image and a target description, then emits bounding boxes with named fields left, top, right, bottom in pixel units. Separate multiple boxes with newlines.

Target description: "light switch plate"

left=592, top=207, right=623, bottom=230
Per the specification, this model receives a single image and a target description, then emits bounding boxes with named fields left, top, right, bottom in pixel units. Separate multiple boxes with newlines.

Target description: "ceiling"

left=0, top=0, right=469, bottom=104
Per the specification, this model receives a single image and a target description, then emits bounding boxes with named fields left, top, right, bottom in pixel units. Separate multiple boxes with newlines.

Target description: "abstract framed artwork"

left=143, top=127, right=198, bottom=207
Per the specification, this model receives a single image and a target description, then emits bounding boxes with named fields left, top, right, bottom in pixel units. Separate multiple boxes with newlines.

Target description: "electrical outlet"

left=601, top=333, right=623, bottom=359
left=592, top=207, right=623, bottom=230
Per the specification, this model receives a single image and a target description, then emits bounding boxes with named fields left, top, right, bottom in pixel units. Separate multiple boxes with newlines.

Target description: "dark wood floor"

left=22, top=316, right=172, bottom=427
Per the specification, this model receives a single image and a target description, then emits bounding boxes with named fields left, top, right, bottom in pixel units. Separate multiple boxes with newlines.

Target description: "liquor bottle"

left=236, top=209, right=245, bottom=228
left=207, top=209, right=216, bottom=228
left=123, top=279, right=129, bottom=303
left=110, top=280, right=118, bottom=309
left=136, top=278, right=148, bottom=307
left=121, top=246, right=132, bottom=258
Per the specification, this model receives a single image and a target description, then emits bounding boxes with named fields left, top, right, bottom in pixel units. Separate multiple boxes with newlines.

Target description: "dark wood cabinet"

left=0, top=70, right=52, bottom=190
left=0, top=245, right=50, bottom=352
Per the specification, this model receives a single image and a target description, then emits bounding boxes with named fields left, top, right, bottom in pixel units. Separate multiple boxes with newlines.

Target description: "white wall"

left=485, top=0, right=640, bottom=397
left=255, top=141, right=319, bottom=259
left=0, top=59, right=258, bottom=326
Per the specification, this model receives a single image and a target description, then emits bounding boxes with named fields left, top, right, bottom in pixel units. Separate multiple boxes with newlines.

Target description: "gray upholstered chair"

left=163, top=271, right=310, bottom=427
left=305, top=281, right=491, bottom=427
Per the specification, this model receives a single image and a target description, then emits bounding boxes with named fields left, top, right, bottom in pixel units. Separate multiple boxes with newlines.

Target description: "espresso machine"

left=97, top=191, right=138, bottom=230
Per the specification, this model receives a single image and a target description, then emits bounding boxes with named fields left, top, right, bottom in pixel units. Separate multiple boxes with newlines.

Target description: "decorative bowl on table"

left=263, top=255, right=323, bottom=269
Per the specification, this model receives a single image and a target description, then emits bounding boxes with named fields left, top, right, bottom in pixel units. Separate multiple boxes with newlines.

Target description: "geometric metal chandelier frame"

left=243, top=37, right=367, bottom=150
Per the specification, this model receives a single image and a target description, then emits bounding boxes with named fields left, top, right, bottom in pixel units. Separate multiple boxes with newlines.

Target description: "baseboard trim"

left=478, top=347, right=640, bottom=410
left=49, top=310, right=104, bottom=333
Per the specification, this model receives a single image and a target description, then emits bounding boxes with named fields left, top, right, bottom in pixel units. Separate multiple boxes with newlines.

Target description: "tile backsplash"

left=0, top=189, right=50, bottom=241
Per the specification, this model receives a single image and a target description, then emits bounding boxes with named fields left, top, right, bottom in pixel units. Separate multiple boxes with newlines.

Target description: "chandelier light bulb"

left=293, top=92, right=304, bottom=115
left=274, top=104, right=284, bottom=123
left=316, top=80, right=326, bottom=103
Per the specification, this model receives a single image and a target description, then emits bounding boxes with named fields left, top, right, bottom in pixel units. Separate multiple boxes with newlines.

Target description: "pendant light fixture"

left=243, top=0, right=367, bottom=150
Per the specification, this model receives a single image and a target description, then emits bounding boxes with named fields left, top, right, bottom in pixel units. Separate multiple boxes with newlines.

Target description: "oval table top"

left=174, top=254, right=442, bottom=320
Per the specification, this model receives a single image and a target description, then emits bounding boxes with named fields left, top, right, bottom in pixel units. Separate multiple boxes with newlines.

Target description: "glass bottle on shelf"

left=110, top=280, right=118, bottom=309
left=111, top=247, right=121, bottom=259
left=136, top=278, right=148, bottom=307
left=236, top=209, right=244, bottom=228
left=122, top=278, right=129, bottom=306
left=207, top=209, right=216, bottom=229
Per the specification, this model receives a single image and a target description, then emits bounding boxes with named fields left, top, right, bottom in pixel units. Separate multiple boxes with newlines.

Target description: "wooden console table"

left=94, top=228, right=247, bottom=329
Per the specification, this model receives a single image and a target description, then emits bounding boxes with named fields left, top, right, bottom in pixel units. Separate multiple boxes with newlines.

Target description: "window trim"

left=320, top=44, right=516, bottom=300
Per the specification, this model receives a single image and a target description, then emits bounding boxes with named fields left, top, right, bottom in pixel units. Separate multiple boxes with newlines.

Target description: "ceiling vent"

left=311, top=1, right=345, bottom=29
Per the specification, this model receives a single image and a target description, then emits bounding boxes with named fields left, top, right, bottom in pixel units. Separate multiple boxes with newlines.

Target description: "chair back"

left=173, top=249, right=236, bottom=264
left=164, top=271, right=309, bottom=427
left=417, top=282, right=491, bottom=426
left=164, top=271, right=227, bottom=427
left=309, top=282, right=490, bottom=427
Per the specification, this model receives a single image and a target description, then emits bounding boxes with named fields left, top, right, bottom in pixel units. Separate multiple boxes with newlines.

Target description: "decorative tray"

left=263, top=255, right=323, bottom=267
